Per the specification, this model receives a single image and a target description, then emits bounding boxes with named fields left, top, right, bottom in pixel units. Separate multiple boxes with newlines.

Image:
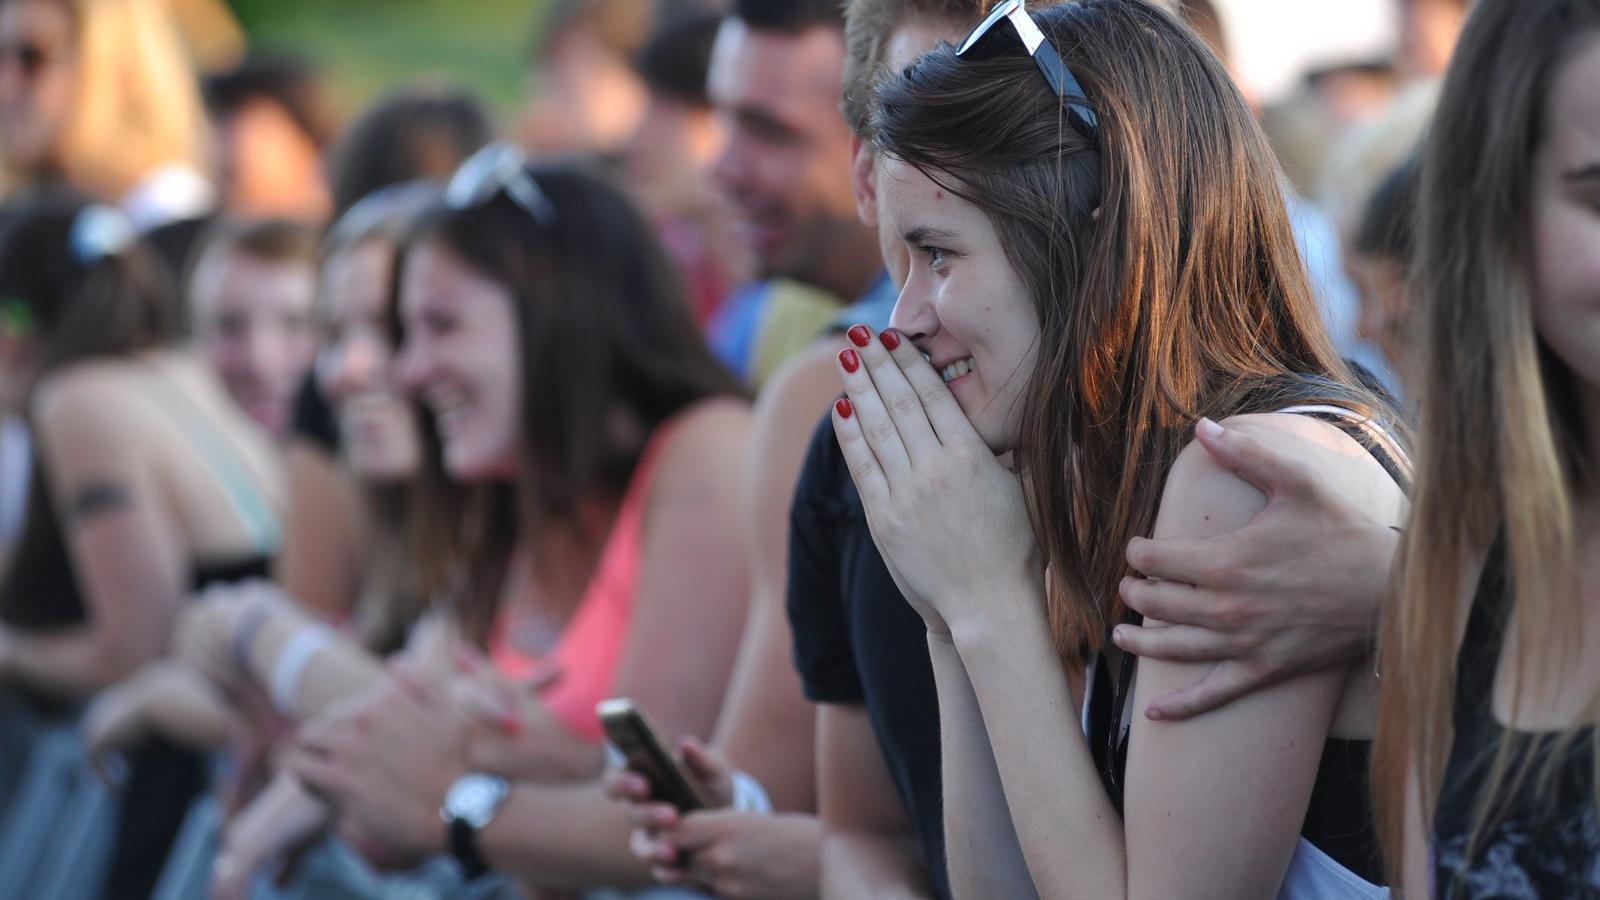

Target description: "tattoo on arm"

left=65, top=480, right=133, bottom=525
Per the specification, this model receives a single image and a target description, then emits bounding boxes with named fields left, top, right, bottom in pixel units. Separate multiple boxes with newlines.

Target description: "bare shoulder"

left=758, top=339, right=845, bottom=421
left=748, top=338, right=845, bottom=466
left=1156, top=412, right=1405, bottom=541
left=30, top=362, right=147, bottom=451
left=655, top=397, right=752, bottom=473
left=1225, top=411, right=1406, bottom=523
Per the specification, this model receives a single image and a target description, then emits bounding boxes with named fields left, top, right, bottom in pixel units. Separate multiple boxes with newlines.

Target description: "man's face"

left=707, top=19, right=861, bottom=284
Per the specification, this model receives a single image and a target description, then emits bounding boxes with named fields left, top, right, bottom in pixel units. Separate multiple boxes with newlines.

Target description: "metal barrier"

left=0, top=720, right=120, bottom=897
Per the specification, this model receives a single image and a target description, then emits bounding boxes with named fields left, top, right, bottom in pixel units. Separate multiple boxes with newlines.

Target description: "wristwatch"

left=441, top=773, right=509, bottom=879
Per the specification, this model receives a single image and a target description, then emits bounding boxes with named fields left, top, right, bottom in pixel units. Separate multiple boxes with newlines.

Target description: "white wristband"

left=730, top=769, right=773, bottom=815
left=270, top=624, right=333, bottom=716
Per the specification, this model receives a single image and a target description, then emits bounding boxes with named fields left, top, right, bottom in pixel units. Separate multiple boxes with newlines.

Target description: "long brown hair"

left=1373, top=0, right=1600, bottom=884
left=870, top=0, right=1389, bottom=665
left=396, top=161, right=744, bottom=636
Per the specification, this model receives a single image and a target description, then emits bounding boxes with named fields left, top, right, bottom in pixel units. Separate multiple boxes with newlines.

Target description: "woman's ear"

left=850, top=135, right=880, bottom=228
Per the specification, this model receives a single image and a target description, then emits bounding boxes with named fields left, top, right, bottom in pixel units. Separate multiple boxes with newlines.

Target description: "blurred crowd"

left=1, top=0, right=1597, bottom=898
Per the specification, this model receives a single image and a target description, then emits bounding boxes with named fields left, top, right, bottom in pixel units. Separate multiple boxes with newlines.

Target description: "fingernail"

left=839, top=348, right=860, bottom=373
left=847, top=324, right=872, bottom=347
left=499, top=714, right=522, bottom=736
left=1146, top=707, right=1165, bottom=721
left=1112, top=625, right=1126, bottom=644
left=1198, top=417, right=1224, bottom=439
left=836, top=398, right=853, bottom=419
left=880, top=328, right=901, bottom=350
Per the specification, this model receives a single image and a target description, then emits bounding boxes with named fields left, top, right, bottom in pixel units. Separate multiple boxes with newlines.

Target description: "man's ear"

left=850, top=134, right=878, bottom=227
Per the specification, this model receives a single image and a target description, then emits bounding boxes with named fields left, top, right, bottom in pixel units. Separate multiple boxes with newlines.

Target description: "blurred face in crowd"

left=189, top=246, right=318, bottom=438
left=1530, top=36, right=1600, bottom=403
left=521, top=32, right=647, bottom=156
left=708, top=18, right=864, bottom=290
left=216, top=99, right=331, bottom=223
left=881, top=157, right=1040, bottom=453
left=623, top=92, right=725, bottom=213
left=315, top=240, right=420, bottom=482
left=1398, top=0, right=1467, bottom=80
left=0, top=0, right=77, bottom=174
left=396, top=238, right=522, bottom=481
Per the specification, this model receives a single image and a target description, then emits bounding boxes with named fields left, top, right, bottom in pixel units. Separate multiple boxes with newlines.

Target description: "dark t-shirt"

left=787, top=413, right=950, bottom=900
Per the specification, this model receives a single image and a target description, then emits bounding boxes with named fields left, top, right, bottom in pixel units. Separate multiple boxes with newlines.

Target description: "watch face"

left=447, top=774, right=509, bottom=828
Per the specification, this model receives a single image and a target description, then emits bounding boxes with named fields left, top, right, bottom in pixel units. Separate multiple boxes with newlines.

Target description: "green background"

left=226, top=0, right=555, bottom=120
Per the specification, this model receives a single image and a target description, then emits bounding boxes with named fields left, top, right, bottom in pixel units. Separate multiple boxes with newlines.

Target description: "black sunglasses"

left=957, top=0, right=1098, bottom=141
left=445, top=142, right=556, bottom=226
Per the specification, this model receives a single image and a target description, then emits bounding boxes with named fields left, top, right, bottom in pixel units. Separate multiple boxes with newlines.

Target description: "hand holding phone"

left=597, top=698, right=714, bottom=811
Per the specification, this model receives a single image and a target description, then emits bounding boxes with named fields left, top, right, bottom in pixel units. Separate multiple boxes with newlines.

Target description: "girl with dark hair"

left=1374, top=0, right=1600, bottom=895
left=273, top=150, right=753, bottom=892
left=831, top=1, right=1407, bottom=897
left=0, top=198, right=284, bottom=896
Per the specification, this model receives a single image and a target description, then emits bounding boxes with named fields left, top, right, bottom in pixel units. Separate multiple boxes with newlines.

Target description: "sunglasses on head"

left=957, top=0, right=1099, bottom=142
left=445, top=142, right=556, bottom=226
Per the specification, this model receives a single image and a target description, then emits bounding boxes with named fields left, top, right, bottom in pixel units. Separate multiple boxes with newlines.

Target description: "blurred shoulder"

left=30, top=360, right=148, bottom=435
left=649, top=397, right=753, bottom=492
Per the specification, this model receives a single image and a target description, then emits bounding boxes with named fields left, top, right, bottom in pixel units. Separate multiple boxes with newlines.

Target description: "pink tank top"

left=487, top=419, right=681, bottom=743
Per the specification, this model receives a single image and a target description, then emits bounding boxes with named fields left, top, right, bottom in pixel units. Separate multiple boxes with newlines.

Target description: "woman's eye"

left=921, top=246, right=951, bottom=269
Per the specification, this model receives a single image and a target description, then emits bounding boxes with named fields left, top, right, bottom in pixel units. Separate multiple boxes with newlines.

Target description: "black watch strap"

left=448, top=815, right=491, bottom=880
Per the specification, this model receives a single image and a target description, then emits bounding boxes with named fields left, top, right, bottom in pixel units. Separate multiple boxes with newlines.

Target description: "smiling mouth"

left=940, top=358, right=975, bottom=383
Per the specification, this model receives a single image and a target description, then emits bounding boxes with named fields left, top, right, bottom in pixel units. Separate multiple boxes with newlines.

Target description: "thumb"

left=678, top=737, right=733, bottom=794
left=1192, top=418, right=1307, bottom=502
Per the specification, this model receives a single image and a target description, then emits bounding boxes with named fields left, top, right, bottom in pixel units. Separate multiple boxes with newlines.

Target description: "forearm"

left=712, top=593, right=817, bottom=812
left=225, top=773, right=331, bottom=863
left=145, top=667, right=239, bottom=749
left=6, top=625, right=144, bottom=699
left=478, top=779, right=654, bottom=890
left=243, top=607, right=385, bottom=719
left=820, top=830, right=935, bottom=900
left=952, top=599, right=1127, bottom=900
left=927, top=635, right=1039, bottom=900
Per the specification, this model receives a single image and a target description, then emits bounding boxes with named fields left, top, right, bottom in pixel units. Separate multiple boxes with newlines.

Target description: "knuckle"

left=848, top=457, right=880, bottom=486
left=865, top=420, right=898, bottom=446
left=888, top=394, right=921, bottom=419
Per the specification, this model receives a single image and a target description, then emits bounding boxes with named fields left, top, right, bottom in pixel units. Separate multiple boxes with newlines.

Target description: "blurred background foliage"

left=224, top=0, right=552, bottom=116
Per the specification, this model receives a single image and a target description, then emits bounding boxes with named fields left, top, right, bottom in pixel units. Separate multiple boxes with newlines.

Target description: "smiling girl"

left=831, top=1, right=1407, bottom=897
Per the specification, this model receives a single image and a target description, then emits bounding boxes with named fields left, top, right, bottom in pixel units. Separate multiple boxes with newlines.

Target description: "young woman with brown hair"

left=1373, top=0, right=1600, bottom=894
left=832, top=1, right=1408, bottom=897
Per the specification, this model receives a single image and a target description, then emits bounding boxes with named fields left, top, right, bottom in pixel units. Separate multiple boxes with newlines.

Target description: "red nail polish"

left=500, top=714, right=523, bottom=736
left=839, top=348, right=860, bottom=373
left=847, top=324, right=872, bottom=347
left=836, top=398, right=854, bottom=419
left=880, top=328, right=901, bottom=350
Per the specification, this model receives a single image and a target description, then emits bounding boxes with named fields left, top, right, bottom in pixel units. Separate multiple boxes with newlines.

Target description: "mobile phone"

left=597, top=698, right=713, bottom=811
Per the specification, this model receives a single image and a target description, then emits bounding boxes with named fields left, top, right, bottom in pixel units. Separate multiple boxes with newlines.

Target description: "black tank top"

left=1431, top=536, right=1600, bottom=898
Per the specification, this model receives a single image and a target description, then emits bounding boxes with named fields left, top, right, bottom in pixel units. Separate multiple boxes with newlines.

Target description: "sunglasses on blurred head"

left=956, top=0, right=1099, bottom=142
left=445, top=142, right=557, bottom=226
